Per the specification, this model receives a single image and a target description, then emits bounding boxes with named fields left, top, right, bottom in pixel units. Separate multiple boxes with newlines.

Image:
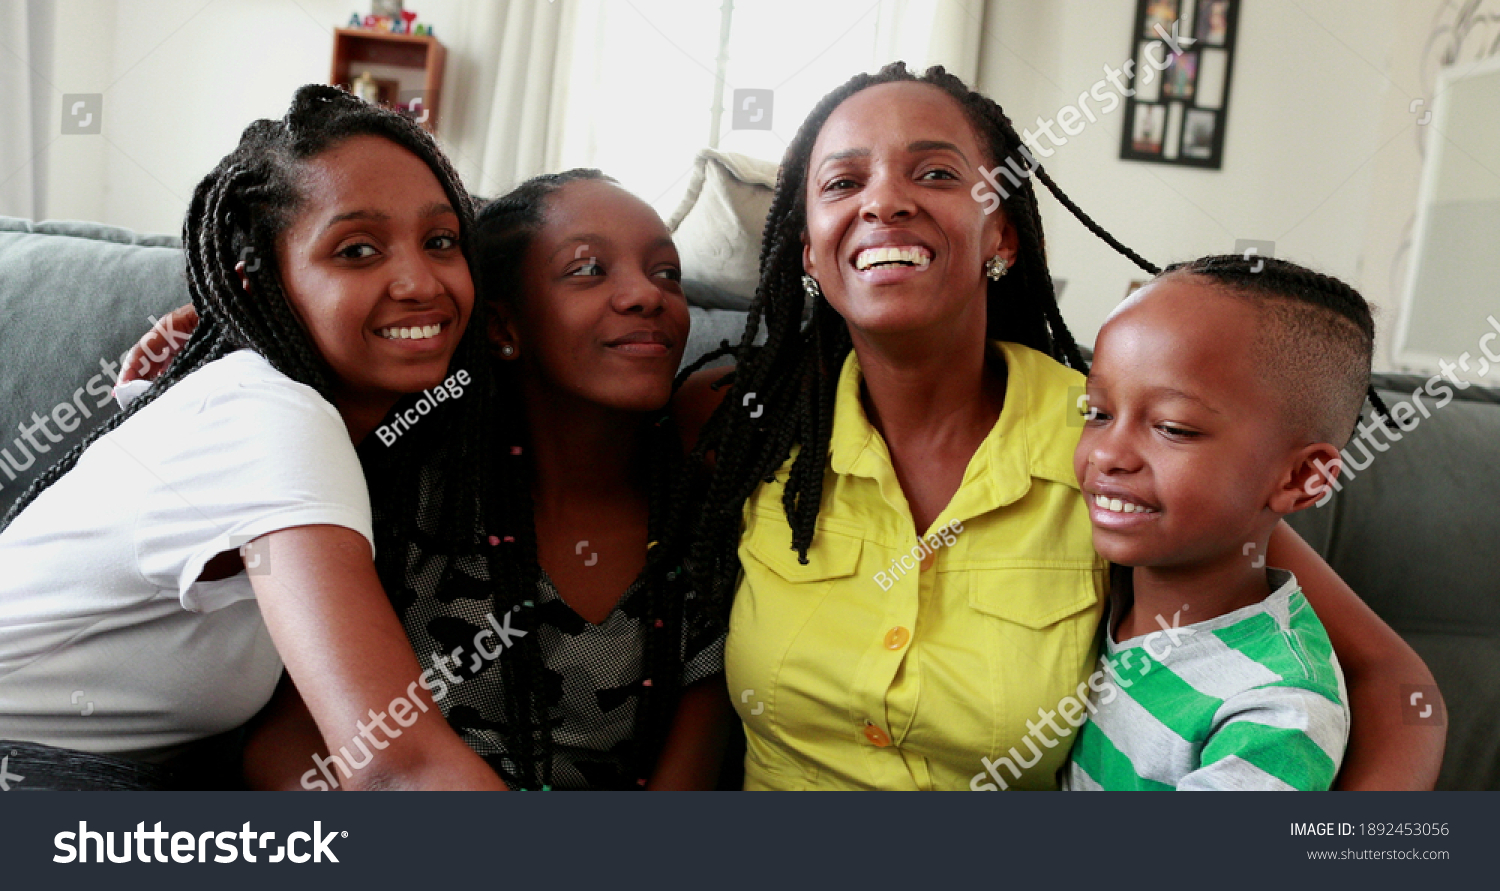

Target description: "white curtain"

left=0, top=0, right=54, bottom=220
left=441, top=0, right=573, bottom=198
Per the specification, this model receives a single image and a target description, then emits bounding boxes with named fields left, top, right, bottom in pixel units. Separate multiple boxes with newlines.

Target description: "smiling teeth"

left=1095, top=494, right=1156, bottom=514
left=379, top=324, right=443, bottom=340
left=855, top=246, right=932, bottom=271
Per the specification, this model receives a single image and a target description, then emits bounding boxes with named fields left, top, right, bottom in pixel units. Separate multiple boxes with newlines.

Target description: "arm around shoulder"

left=1266, top=522, right=1444, bottom=790
left=249, top=524, right=508, bottom=790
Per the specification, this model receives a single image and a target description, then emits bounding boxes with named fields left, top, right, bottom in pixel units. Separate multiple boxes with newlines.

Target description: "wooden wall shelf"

left=330, top=28, right=446, bottom=133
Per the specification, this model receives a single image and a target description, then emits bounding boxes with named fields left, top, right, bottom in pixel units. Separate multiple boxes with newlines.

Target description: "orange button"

left=920, top=550, right=937, bottom=571
left=884, top=626, right=911, bottom=650
left=863, top=723, right=892, bottom=747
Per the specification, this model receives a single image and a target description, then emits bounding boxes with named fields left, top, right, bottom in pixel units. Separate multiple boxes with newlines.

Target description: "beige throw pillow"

left=666, top=149, right=779, bottom=311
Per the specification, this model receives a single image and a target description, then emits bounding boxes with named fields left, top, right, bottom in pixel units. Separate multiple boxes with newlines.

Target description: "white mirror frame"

left=1391, top=52, right=1500, bottom=383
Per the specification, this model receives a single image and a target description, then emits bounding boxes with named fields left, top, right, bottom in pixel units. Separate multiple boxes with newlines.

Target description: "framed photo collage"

left=1120, top=0, right=1240, bottom=169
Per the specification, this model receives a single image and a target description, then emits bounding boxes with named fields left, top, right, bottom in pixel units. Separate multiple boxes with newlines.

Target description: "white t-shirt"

left=0, top=349, right=374, bottom=761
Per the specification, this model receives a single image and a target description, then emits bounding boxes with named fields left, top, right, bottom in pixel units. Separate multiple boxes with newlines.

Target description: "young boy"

left=1065, top=255, right=1368, bottom=791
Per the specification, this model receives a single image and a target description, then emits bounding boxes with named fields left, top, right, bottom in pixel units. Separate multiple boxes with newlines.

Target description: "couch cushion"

left=0, top=217, right=188, bottom=518
left=683, top=306, right=746, bottom=372
left=667, top=149, right=778, bottom=311
left=1287, top=372, right=1500, bottom=789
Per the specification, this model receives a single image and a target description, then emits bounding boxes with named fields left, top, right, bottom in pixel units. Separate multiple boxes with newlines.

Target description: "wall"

left=974, top=0, right=1458, bottom=369
left=13, top=0, right=1493, bottom=371
left=31, top=0, right=467, bottom=235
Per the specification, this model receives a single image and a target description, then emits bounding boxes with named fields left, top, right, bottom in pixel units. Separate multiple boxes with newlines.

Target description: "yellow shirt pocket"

left=964, top=565, right=1103, bottom=713
left=741, top=520, right=865, bottom=584
left=965, top=563, right=1102, bottom=629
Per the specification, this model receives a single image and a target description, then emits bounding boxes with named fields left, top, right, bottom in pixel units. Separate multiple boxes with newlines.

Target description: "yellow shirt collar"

left=827, top=341, right=1085, bottom=521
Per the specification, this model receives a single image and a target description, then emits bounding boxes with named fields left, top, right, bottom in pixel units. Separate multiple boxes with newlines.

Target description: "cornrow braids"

left=1157, top=254, right=1387, bottom=442
left=457, top=170, right=712, bottom=789
left=3, top=85, right=481, bottom=535
left=686, top=62, right=1157, bottom=600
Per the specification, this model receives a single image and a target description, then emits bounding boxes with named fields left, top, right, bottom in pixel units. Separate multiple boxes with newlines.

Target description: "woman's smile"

left=374, top=317, right=458, bottom=349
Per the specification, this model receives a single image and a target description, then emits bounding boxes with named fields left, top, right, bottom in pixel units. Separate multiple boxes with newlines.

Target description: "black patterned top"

left=388, top=521, right=725, bottom=790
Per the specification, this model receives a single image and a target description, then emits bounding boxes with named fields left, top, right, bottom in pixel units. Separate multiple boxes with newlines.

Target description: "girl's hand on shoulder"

left=120, top=304, right=199, bottom=385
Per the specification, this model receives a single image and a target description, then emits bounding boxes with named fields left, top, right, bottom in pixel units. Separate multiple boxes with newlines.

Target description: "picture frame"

left=1118, top=0, right=1239, bottom=169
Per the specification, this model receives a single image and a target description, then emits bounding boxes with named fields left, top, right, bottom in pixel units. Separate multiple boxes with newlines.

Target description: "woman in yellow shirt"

left=681, top=63, right=1443, bottom=790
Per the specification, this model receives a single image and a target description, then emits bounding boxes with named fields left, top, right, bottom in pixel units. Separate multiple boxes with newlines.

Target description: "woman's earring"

left=802, top=274, right=822, bottom=300
left=985, top=255, right=1009, bottom=281
left=500, top=343, right=516, bottom=358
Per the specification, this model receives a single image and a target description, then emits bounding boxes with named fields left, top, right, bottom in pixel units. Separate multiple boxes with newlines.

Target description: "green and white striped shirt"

left=1066, top=569, right=1348, bottom=791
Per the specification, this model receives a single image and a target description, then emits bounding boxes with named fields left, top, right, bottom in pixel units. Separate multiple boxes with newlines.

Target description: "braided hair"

left=467, top=170, right=716, bottom=789
left=0, top=84, right=539, bottom=789
left=686, top=62, right=1157, bottom=595
left=1156, top=254, right=1389, bottom=444
left=1, top=84, right=481, bottom=533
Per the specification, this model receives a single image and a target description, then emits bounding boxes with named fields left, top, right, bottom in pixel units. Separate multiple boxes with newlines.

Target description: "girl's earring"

left=500, top=343, right=517, bottom=359
left=802, top=274, right=822, bottom=300
left=985, top=255, right=1009, bottom=281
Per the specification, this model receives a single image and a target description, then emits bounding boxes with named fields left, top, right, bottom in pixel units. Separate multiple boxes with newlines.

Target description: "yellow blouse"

left=726, top=341, right=1106, bottom=790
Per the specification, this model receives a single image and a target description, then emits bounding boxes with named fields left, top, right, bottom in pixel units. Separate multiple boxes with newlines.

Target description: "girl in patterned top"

left=392, top=170, right=731, bottom=790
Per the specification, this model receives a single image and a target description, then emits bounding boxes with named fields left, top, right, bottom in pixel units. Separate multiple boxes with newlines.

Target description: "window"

left=554, top=0, right=962, bottom=214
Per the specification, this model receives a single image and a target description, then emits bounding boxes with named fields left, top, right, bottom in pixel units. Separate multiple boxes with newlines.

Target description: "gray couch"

left=0, top=215, right=748, bottom=513
left=2, top=215, right=1496, bottom=789
left=1285, top=371, right=1500, bottom=791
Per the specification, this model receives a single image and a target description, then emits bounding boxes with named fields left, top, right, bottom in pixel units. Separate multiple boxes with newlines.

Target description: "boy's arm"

left=1177, top=686, right=1347, bottom=791
left=1266, top=522, right=1445, bottom=790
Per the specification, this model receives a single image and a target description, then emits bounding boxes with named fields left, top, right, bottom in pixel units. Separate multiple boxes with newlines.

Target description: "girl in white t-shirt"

left=0, top=86, right=508, bottom=790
